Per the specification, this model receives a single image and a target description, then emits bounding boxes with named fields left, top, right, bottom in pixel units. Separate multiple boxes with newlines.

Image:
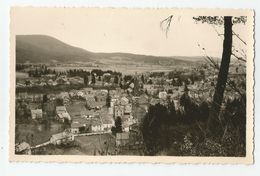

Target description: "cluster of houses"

left=15, top=141, right=31, bottom=154
left=56, top=106, right=71, bottom=122
left=16, top=93, right=43, bottom=102
left=108, top=94, right=137, bottom=132
left=16, top=74, right=84, bottom=88
left=141, top=77, right=217, bottom=110
left=46, top=87, right=138, bottom=145
left=50, top=130, right=74, bottom=145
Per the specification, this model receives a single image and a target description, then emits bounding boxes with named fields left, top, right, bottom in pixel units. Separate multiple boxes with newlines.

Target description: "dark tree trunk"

left=207, top=16, right=233, bottom=135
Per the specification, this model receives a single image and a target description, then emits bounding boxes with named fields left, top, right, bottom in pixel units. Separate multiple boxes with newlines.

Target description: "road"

left=30, top=131, right=112, bottom=149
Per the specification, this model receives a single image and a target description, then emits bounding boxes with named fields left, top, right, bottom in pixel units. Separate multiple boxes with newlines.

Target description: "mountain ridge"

left=16, top=35, right=207, bottom=65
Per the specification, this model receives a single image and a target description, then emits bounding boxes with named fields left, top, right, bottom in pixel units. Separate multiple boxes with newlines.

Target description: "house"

left=91, top=119, right=104, bottom=132
left=71, top=124, right=80, bottom=134
left=101, top=117, right=114, bottom=131
left=56, top=106, right=71, bottom=122
left=59, top=92, right=70, bottom=104
left=83, top=87, right=94, bottom=94
left=15, top=142, right=31, bottom=154
left=124, top=104, right=132, bottom=114
left=129, top=83, right=134, bottom=89
left=127, top=88, right=133, bottom=93
left=100, top=89, right=108, bottom=94
left=159, top=91, right=168, bottom=100
left=116, top=132, right=130, bottom=146
left=47, top=94, right=56, bottom=101
left=56, top=112, right=71, bottom=122
left=77, top=90, right=85, bottom=97
left=59, top=92, right=70, bottom=99
left=31, top=109, right=43, bottom=120
left=120, top=97, right=129, bottom=105
left=70, top=117, right=92, bottom=134
left=110, top=98, right=118, bottom=107
left=27, top=94, right=43, bottom=102
left=56, top=106, right=66, bottom=114
left=122, top=123, right=130, bottom=132
left=56, top=76, right=67, bottom=85
left=108, top=107, right=113, bottom=114
left=122, top=114, right=135, bottom=132
left=50, top=131, right=74, bottom=145
left=68, top=76, right=84, bottom=85
left=114, top=105, right=124, bottom=117
left=100, top=112, right=114, bottom=131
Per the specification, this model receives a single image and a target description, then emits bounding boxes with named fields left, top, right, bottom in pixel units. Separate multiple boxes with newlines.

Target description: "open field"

left=16, top=72, right=29, bottom=80
left=74, top=134, right=116, bottom=155
left=48, top=64, right=186, bottom=75
left=15, top=122, right=65, bottom=146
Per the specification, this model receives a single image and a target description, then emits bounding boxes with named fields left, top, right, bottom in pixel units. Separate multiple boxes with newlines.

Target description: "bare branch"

left=211, top=25, right=247, bottom=62
left=197, top=43, right=245, bottom=97
left=211, top=25, right=224, bottom=38
left=197, top=43, right=219, bottom=69
left=231, top=53, right=246, bottom=62
left=160, top=15, right=173, bottom=38
left=232, top=31, right=247, bottom=45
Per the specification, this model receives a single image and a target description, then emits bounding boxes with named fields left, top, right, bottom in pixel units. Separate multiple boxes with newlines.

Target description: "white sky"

left=11, top=8, right=250, bottom=57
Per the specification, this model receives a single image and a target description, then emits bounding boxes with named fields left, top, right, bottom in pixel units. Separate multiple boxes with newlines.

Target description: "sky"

left=11, top=8, right=250, bottom=58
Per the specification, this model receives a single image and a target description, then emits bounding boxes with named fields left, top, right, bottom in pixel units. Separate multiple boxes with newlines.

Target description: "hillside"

left=16, top=35, right=95, bottom=63
left=16, top=35, right=204, bottom=65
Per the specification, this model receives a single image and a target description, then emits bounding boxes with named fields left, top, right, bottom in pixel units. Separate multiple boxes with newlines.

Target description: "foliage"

left=193, top=16, right=247, bottom=25
left=141, top=92, right=245, bottom=156
left=111, top=116, right=123, bottom=135
left=27, top=65, right=57, bottom=77
left=84, top=74, right=89, bottom=85
left=67, top=69, right=90, bottom=78
left=56, top=98, right=64, bottom=106
left=123, top=75, right=133, bottom=83
left=106, top=90, right=111, bottom=107
left=149, top=72, right=164, bottom=78
left=91, top=69, right=122, bottom=77
left=114, top=75, right=119, bottom=84
left=91, top=74, right=96, bottom=84
left=15, top=101, right=31, bottom=123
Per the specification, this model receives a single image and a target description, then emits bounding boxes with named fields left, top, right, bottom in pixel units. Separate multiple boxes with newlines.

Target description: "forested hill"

left=16, top=35, right=95, bottom=63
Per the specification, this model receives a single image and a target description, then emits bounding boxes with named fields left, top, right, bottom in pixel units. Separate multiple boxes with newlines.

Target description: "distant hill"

left=16, top=35, right=205, bottom=65
left=16, top=35, right=95, bottom=63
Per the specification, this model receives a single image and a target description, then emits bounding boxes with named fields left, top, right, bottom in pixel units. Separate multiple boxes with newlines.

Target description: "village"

left=15, top=61, right=245, bottom=155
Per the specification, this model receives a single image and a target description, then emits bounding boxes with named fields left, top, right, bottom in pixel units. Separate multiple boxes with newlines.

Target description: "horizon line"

left=16, top=34, right=221, bottom=59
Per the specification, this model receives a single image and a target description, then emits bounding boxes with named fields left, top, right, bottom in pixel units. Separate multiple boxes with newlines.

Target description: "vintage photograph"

left=10, top=8, right=254, bottom=163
